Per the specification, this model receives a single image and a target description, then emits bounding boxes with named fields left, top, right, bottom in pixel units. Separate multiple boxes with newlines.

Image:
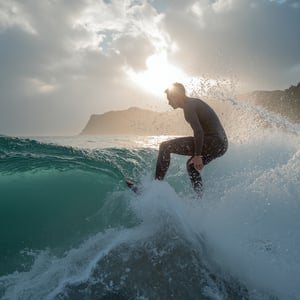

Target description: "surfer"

left=155, top=82, right=228, bottom=196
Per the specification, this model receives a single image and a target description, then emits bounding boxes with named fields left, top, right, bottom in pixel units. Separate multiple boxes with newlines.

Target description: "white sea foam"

left=128, top=128, right=300, bottom=299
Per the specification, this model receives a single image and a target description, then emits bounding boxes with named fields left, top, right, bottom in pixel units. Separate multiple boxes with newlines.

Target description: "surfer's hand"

left=189, top=155, right=203, bottom=171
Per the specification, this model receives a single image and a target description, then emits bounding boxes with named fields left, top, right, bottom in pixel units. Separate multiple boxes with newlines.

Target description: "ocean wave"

left=0, top=135, right=155, bottom=176
left=1, top=133, right=300, bottom=299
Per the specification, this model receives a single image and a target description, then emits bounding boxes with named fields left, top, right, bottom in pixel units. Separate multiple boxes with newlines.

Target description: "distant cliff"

left=80, top=107, right=192, bottom=135
left=240, top=82, right=300, bottom=122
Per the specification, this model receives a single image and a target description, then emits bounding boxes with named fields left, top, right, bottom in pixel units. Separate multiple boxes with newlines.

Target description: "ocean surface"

left=1, top=106, right=300, bottom=299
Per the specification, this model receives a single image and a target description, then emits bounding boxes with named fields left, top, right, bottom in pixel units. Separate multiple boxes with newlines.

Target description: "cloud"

left=0, top=0, right=164, bottom=135
left=0, top=0, right=36, bottom=34
left=0, top=0, right=299, bottom=135
left=163, top=0, right=300, bottom=90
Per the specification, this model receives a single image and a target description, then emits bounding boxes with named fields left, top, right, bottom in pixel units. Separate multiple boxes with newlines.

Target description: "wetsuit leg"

left=188, top=135, right=227, bottom=196
left=186, top=157, right=203, bottom=195
left=155, top=135, right=228, bottom=195
left=201, top=135, right=228, bottom=165
left=185, top=135, right=227, bottom=195
left=155, top=137, right=194, bottom=180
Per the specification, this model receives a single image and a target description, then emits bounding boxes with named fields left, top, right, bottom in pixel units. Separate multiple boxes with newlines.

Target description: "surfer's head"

left=165, top=82, right=185, bottom=96
left=165, top=82, right=186, bottom=109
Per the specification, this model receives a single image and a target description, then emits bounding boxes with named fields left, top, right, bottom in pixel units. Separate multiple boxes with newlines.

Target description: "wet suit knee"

left=186, top=158, right=203, bottom=196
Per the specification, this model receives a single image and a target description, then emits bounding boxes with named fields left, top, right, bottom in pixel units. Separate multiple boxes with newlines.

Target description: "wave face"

left=0, top=131, right=300, bottom=300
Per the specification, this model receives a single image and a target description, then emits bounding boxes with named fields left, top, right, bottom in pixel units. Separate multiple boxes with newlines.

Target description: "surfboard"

left=125, top=179, right=141, bottom=194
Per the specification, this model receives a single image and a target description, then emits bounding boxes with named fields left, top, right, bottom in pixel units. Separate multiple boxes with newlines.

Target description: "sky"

left=0, top=0, right=299, bottom=136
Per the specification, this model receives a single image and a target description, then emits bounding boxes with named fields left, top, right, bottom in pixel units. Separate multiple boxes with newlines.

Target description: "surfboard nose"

left=125, top=179, right=139, bottom=193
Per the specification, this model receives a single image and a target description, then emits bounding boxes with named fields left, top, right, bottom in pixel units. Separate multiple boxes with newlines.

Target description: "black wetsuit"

left=155, top=97, right=228, bottom=195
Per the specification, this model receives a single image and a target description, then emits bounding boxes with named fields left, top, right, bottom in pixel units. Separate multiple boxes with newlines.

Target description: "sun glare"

left=126, top=53, right=188, bottom=96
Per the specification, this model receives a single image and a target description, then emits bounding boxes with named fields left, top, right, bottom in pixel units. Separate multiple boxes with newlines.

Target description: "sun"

left=126, top=52, right=188, bottom=96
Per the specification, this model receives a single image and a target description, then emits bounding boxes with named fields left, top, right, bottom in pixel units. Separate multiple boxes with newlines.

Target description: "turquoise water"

left=0, top=131, right=300, bottom=299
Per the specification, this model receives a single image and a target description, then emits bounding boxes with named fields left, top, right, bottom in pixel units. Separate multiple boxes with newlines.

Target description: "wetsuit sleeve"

left=185, top=110, right=204, bottom=155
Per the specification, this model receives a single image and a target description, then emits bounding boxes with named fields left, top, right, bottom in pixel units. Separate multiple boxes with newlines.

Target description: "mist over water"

left=0, top=93, right=299, bottom=299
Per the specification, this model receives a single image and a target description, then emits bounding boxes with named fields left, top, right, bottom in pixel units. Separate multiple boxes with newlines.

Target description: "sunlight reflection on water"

left=33, top=135, right=180, bottom=150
